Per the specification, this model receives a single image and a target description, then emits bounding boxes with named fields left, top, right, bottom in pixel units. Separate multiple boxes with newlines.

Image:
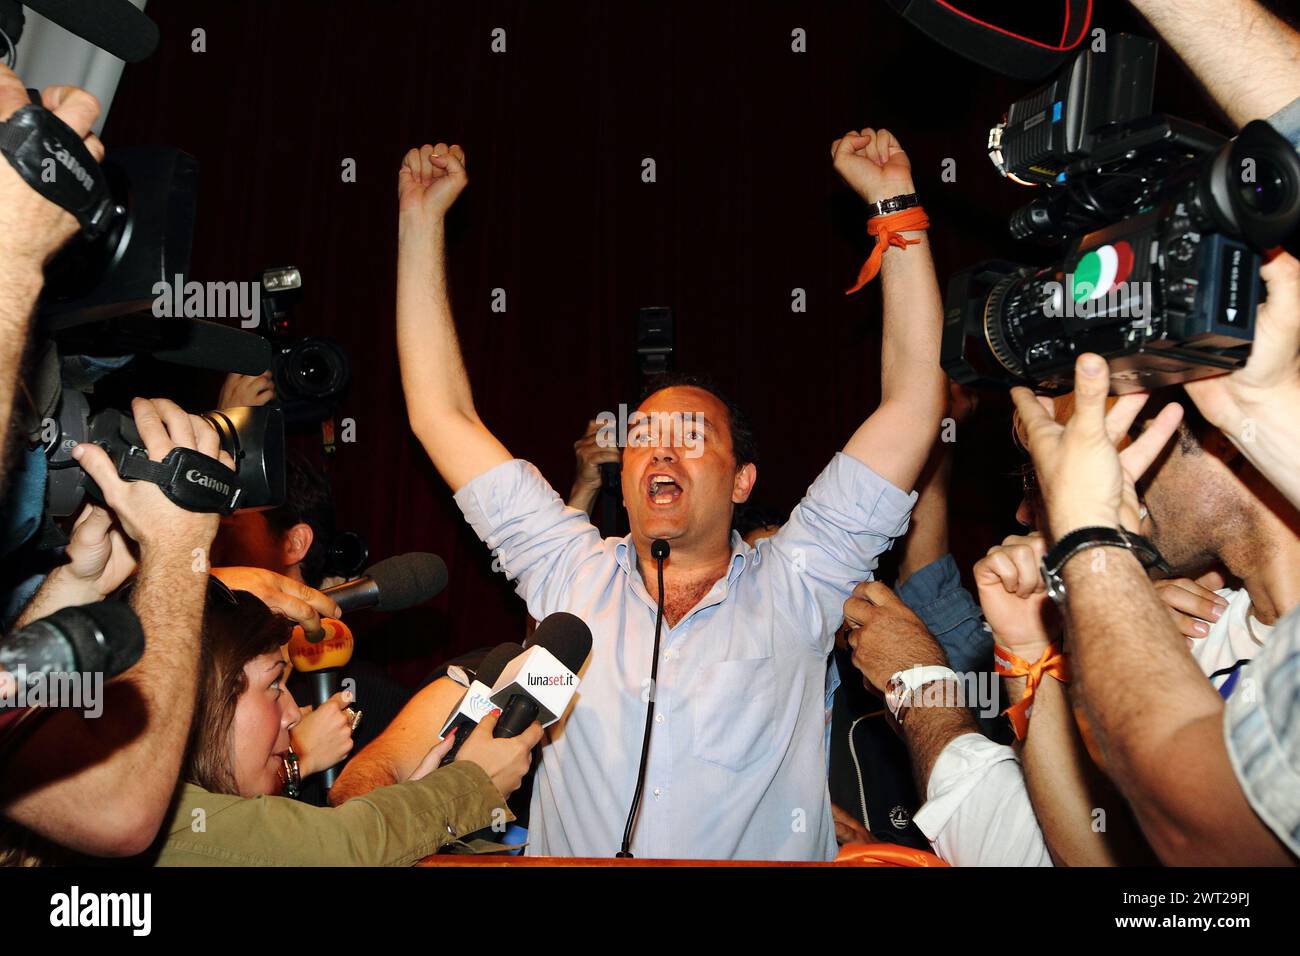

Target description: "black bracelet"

left=1040, top=526, right=1170, bottom=605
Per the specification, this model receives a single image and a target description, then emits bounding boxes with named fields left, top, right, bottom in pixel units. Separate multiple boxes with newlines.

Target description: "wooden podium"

left=419, top=844, right=947, bottom=867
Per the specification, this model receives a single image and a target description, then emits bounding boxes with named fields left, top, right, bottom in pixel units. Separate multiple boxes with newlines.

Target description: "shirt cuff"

left=896, top=554, right=991, bottom=673
left=913, top=732, right=1017, bottom=839
left=1268, top=95, right=1300, bottom=152
left=812, top=451, right=917, bottom=540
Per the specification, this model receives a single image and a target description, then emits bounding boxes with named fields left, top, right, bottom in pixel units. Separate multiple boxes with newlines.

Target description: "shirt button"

left=655, top=713, right=664, bottom=723
left=653, top=788, right=663, bottom=798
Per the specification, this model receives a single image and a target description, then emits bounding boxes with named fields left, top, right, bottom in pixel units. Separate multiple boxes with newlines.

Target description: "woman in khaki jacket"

left=150, top=583, right=541, bottom=866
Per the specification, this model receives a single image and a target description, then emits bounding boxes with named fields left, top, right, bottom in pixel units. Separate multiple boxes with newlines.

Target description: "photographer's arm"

left=0, top=72, right=103, bottom=480
left=0, top=400, right=225, bottom=857
left=396, top=144, right=510, bottom=493
left=1128, top=0, right=1300, bottom=126
left=1013, top=357, right=1293, bottom=864
left=831, top=129, right=946, bottom=493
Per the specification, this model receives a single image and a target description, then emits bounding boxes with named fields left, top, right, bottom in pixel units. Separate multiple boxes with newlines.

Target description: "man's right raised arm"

left=396, top=142, right=511, bottom=492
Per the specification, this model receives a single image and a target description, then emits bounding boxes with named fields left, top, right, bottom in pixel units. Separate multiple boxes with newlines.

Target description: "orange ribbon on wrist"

left=844, top=206, right=930, bottom=294
left=994, top=642, right=1071, bottom=741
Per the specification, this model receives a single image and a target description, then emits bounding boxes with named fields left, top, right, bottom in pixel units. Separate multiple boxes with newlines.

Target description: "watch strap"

left=1040, top=526, right=1170, bottom=603
left=867, top=191, right=920, bottom=219
left=886, top=664, right=960, bottom=722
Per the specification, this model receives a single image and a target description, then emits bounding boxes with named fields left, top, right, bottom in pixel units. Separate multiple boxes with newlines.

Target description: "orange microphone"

left=286, top=618, right=354, bottom=788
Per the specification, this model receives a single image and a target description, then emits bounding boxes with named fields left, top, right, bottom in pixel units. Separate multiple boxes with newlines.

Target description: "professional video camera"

left=942, top=34, right=1300, bottom=393
left=0, top=1, right=286, bottom=544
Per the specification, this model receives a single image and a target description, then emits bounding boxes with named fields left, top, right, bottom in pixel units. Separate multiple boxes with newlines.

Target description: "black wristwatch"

left=1040, top=526, right=1170, bottom=605
left=867, top=191, right=920, bottom=218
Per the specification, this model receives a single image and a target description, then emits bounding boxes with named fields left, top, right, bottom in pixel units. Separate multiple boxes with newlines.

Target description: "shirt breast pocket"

left=691, top=657, right=776, bottom=773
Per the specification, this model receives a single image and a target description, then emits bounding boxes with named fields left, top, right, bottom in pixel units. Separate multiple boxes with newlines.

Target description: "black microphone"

left=437, top=642, right=525, bottom=765
left=491, top=612, right=593, bottom=739
left=0, top=601, right=143, bottom=685
left=320, top=552, right=448, bottom=616
left=617, top=538, right=669, bottom=857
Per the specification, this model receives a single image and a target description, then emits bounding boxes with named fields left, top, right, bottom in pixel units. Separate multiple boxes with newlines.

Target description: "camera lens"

left=1237, top=158, right=1286, bottom=215
left=281, top=337, right=350, bottom=399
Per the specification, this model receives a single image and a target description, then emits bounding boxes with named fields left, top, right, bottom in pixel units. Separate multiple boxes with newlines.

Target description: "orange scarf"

left=844, top=206, right=930, bottom=294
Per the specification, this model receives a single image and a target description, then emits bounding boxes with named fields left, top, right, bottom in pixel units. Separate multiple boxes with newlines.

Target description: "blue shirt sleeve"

left=766, top=452, right=917, bottom=653
left=453, top=458, right=606, bottom=621
left=895, top=554, right=991, bottom=675
left=1268, top=95, right=1300, bottom=152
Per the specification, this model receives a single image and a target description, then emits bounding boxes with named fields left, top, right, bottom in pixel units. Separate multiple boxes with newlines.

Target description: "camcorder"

left=0, top=3, right=287, bottom=532
left=942, top=34, right=1300, bottom=393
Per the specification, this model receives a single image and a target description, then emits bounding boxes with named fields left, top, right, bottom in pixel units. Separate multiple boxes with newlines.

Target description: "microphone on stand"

left=617, top=537, right=669, bottom=858
left=299, top=552, right=448, bottom=787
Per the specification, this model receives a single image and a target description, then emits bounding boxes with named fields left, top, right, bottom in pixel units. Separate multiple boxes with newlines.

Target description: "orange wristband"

left=994, top=642, right=1071, bottom=740
left=844, top=206, right=930, bottom=294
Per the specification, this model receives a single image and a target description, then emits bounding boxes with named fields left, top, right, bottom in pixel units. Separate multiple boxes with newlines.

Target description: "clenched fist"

left=830, top=127, right=914, bottom=207
left=398, top=142, right=467, bottom=219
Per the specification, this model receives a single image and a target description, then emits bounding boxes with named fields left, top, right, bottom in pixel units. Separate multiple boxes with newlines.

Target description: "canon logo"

left=43, top=139, right=95, bottom=193
left=185, top=469, right=231, bottom=496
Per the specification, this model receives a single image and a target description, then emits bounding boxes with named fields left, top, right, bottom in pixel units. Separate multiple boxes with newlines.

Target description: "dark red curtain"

left=102, top=0, right=1229, bottom=683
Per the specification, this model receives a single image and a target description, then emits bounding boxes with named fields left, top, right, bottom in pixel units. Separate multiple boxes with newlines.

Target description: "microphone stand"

left=310, top=669, right=343, bottom=789
left=617, top=538, right=669, bottom=857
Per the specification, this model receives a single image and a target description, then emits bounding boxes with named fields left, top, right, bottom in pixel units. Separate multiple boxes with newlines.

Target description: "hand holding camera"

left=70, top=397, right=231, bottom=558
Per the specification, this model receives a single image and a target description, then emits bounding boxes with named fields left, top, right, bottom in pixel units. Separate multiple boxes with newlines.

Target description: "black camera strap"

left=0, top=98, right=115, bottom=239
left=113, top=446, right=243, bottom=514
left=886, top=0, right=1092, bottom=81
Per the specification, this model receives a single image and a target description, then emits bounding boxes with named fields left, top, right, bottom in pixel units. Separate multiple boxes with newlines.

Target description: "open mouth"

left=646, top=472, right=684, bottom=505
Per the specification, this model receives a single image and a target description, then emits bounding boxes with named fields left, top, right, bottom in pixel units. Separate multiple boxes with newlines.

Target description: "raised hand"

left=830, top=127, right=915, bottom=206
left=397, top=142, right=467, bottom=218
left=1010, top=355, right=1184, bottom=540
left=973, top=532, right=1057, bottom=658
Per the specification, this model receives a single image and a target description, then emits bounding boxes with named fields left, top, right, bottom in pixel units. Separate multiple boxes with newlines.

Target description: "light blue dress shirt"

left=454, top=452, right=915, bottom=860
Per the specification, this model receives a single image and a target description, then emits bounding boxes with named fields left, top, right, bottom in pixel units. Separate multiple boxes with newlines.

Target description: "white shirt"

left=913, top=733, right=1052, bottom=866
left=1189, top=587, right=1272, bottom=692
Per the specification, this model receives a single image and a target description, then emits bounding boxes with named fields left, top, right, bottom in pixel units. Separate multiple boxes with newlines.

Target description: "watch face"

left=885, top=677, right=906, bottom=718
left=1044, top=571, right=1068, bottom=605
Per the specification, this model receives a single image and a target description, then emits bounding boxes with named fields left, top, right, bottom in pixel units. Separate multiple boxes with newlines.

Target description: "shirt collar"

left=615, top=531, right=750, bottom=586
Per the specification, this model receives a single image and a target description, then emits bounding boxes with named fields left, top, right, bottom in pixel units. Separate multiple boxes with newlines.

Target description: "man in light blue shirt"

left=393, top=127, right=947, bottom=859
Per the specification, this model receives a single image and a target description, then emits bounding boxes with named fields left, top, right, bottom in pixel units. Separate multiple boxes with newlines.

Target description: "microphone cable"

left=616, top=537, right=670, bottom=857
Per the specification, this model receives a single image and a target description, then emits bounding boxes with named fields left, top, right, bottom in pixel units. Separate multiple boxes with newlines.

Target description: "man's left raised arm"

left=831, top=127, right=947, bottom=493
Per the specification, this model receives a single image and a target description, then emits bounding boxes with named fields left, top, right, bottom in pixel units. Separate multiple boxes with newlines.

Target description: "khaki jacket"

left=154, top=762, right=511, bottom=866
